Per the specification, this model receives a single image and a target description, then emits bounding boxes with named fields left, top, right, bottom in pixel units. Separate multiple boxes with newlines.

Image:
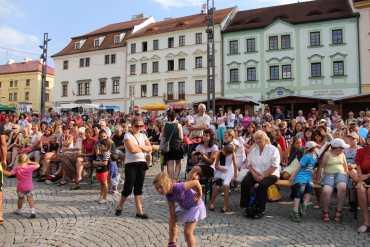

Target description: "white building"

left=52, top=17, right=154, bottom=112
left=125, top=8, right=236, bottom=108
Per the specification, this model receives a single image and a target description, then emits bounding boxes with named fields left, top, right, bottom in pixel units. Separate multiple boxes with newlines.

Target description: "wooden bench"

left=276, top=179, right=322, bottom=189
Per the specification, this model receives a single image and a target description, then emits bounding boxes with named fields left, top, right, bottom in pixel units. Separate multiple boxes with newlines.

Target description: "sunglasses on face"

left=134, top=124, right=144, bottom=128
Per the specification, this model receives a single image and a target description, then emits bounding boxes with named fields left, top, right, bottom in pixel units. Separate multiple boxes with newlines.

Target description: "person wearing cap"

left=289, top=141, right=318, bottom=222
left=354, top=133, right=370, bottom=233
left=358, top=117, right=369, bottom=145
left=317, top=138, right=350, bottom=223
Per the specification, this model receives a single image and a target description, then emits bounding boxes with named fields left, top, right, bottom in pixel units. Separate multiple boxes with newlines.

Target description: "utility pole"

left=206, top=0, right=216, bottom=113
left=39, top=33, right=51, bottom=118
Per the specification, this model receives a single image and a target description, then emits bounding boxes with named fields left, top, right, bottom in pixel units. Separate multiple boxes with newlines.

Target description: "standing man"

left=190, top=104, right=211, bottom=138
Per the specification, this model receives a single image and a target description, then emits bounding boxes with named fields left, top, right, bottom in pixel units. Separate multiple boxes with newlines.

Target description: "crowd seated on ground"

left=1, top=106, right=370, bottom=232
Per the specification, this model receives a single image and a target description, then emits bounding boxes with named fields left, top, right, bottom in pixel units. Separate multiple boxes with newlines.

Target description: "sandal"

left=358, top=224, right=370, bottom=233
left=322, top=211, right=330, bottom=223
left=57, top=180, right=67, bottom=186
left=334, top=210, right=342, bottom=223
left=208, top=204, right=215, bottom=211
left=0, top=219, right=4, bottom=225
left=221, top=208, right=234, bottom=214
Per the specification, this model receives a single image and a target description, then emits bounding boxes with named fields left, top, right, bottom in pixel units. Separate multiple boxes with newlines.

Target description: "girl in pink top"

left=3, top=154, right=39, bottom=218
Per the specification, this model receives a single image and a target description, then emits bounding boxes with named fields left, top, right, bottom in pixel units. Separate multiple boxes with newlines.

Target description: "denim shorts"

left=17, top=191, right=33, bottom=198
left=292, top=183, right=313, bottom=199
left=322, top=173, right=348, bottom=188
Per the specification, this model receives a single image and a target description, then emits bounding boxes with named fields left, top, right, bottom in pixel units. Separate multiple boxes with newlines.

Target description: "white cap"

left=330, top=138, right=350, bottom=149
left=305, top=141, right=318, bottom=150
left=319, top=119, right=327, bottom=124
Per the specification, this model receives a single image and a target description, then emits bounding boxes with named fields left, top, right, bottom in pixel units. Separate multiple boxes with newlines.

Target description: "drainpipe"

left=221, top=32, right=224, bottom=97
left=356, top=15, right=362, bottom=94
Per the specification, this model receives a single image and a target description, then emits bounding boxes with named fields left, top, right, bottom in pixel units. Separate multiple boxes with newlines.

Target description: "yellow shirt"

left=324, top=152, right=346, bottom=174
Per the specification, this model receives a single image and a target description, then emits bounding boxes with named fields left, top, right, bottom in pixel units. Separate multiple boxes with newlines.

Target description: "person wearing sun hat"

left=317, top=138, right=349, bottom=223
left=289, top=141, right=319, bottom=222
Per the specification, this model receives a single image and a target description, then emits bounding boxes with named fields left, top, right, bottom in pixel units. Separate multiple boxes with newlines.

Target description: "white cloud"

left=0, top=0, right=22, bottom=19
left=0, top=26, right=38, bottom=47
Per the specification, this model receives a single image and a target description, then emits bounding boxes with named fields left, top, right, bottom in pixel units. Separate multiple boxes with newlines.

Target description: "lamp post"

left=39, top=33, right=51, bottom=118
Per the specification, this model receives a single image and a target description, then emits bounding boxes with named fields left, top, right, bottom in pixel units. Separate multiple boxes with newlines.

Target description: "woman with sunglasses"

left=115, top=116, right=152, bottom=219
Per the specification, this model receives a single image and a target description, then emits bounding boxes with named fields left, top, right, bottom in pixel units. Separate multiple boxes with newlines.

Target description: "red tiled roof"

left=224, top=0, right=355, bottom=33
left=0, top=60, right=55, bottom=76
left=128, top=8, right=234, bottom=39
left=52, top=18, right=147, bottom=57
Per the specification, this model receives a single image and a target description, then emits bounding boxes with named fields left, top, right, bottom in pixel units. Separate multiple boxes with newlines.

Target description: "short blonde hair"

left=17, top=153, right=29, bottom=164
left=253, top=130, right=271, bottom=145
left=153, top=172, right=172, bottom=188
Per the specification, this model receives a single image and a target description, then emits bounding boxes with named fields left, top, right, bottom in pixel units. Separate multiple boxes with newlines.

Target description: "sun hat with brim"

left=346, top=132, right=359, bottom=140
left=305, top=141, right=318, bottom=150
left=330, top=138, right=350, bottom=149
left=319, top=119, right=327, bottom=124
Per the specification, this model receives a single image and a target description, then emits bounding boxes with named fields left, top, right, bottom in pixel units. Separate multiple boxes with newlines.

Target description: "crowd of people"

left=0, top=104, right=370, bottom=246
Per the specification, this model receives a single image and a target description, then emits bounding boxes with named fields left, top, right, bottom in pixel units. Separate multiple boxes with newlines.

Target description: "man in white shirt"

left=99, top=120, right=112, bottom=138
left=190, top=104, right=211, bottom=138
left=226, top=109, right=236, bottom=129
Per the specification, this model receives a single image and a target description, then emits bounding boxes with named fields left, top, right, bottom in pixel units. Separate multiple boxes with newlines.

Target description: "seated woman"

left=7, top=124, right=21, bottom=168
left=355, top=133, right=370, bottom=233
left=188, top=129, right=218, bottom=181
left=37, top=127, right=56, bottom=182
left=317, top=138, right=349, bottom=223
left=240, top=130, right=281, bottom=219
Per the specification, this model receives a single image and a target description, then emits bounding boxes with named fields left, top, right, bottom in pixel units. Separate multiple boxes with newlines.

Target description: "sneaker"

left=98, top=199, right=107, bottom=204
left=135, top=213, right=149, bottom=219
left=115, top=209, right=122, bottom=216
left=30, top=213, right=36, bottom=219
left=290, top=210, right=301, bottom=223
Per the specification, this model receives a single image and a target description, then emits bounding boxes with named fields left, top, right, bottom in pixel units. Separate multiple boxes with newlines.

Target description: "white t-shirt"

left=247, top=144, right=280, bottom=177
left=227, top=113, right=236, bottom=128
left=232, top=138, right=246, bottom=168
left=124, top=132, right=148, bottom=164
left=195, top=144, right=219, bottom=168
left=30, top=131, right=42, bottom=146
left=191, top=114, right=211, bottom=137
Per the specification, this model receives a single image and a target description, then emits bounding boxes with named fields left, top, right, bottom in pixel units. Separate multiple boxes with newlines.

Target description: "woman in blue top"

left=289, top=141, right=318, bottom=222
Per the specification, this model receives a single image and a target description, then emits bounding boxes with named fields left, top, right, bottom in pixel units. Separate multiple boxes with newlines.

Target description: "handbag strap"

left=165, top=123, right=177, bottom=143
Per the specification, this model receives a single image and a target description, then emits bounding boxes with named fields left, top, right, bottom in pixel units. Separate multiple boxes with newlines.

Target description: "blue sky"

left=0, top=0, right=309, bottom=65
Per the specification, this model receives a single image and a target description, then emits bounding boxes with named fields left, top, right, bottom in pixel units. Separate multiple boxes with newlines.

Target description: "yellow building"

left=0, top=60, right=55, bottom=112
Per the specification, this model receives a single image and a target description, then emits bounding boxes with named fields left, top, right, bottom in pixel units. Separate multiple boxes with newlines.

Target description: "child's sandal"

left=322, top=211, right=330, bottom=223
left=334, top=210, right=342, bottom=223
left=0, top=219, right=4, bottom=225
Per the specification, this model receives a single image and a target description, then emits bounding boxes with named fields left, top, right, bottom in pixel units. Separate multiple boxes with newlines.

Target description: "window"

left=14, top=80, right=17, bottom=87
left=247, top=67, right=257, bottom=81
left=111, top=54, right=116, bottom=64
left=230, top=68, right=239, bottom=82
left=195, top=33, right=202, bottom=44
left=105, top=55, right=110, bottom=65
left=9, top=80, right=13, bottom=87
left=195, top=57, right=202, bottom=68
left=281, top=35, right=291, bottom=49
left=142, top=41, right=148, bottom=52
left=167, top=82, right=174, bottom=100
left=152, top=83, right=158, bottom=97
left=152, top=61, right=159, bottom=73
left=77, top=81, right=90, bottom=96
left=25, top=92, right=29, bottom=101
left=0, top=81, right=2, bottom=88
left=26, top=79, right=30, bottom=87
left=195, top=80, right=202, bottom=94
left=167, top=60, right=174, bottom=71
left=99, top=80, right=106, bottom=95
left=246, top=38, right=256, bottom=53
left=113, top=35, right=121, bottom=44
left=269, top=36, right=278, bottom=50
left=45, top=93, right=49, bottom=102
left=45, top=81, right=49, bottom=88
left=141, top=85, right=147, bottom=97
left=112, top=79, right=120, bottom=94
left=85, top=57, right=90, bottom=67
left=332, top=29, right=343, bottom=45
left=130, top=64, right=136, bottom=75
left=141, top=63, right=147, bottom=74
left=282, top=64, right=292, bottom=79
left=8, top=93, right=12, bottom=101
left=178, top=82, right=185, bottom=100
left=62, top=83, right=68, bottom=97
left=269, top=66, right=279, bottom=80
left=311, top=62, right=322, bottom=77
left=94, top=39, right=100, bottom=48
left=168, top=37, right=174, bottom=48
left=13, top=92, right=17, bottom=101
left=153, top=39, right=159, bottom=50
left=131, top=43, right=136, bottom=54
left=63, top=60, right=68, bottom=70
left=333, top=61, right=344, bottom=76
left=229, top=40, right=239, bottom=55
left=129, top=85, right=135, bottom=97
left=178, top=58, right=186, bottom=71
left=79, top=58, right=84, bottom=67
left=310, top=32, right=321, bottom=46
left=179, top=35, right=185, bottom=47
left=74, top=42, right=81, bottom=49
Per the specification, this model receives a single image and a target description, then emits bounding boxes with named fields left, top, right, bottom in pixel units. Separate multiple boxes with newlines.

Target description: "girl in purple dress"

left=153, top=172, right=206, bottom=247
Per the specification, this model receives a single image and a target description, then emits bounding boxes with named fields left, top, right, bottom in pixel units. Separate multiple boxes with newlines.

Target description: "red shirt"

left=82, top=138, right=97, bottom=154
left=277, top=136, right=287, bottom=152
left=355, top=147, right=370, bottom=174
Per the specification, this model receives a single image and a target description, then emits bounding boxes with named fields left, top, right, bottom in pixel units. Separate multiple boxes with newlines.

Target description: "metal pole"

left=206, top=0, right=216, bottom=113
left=40, top=33, right=50, bottom=117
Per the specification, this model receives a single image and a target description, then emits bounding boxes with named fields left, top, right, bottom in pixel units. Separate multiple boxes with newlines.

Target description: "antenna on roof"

left=132, top=13, right=144, bottom=20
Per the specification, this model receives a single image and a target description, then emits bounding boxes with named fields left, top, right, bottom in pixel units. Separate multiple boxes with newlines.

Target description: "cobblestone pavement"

left=1, top=165, right=370, bottom=247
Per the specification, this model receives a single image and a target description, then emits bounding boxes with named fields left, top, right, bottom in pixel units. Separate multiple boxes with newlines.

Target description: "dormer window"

left=94, top=38, right=100, bottom=48
left=75, top=42, right=81, bottom=49
left=114, top=35, right=120, bottom=44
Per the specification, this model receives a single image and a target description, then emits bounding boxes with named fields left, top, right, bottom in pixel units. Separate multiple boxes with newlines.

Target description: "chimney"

left=7, top=59, right=15, bottom=64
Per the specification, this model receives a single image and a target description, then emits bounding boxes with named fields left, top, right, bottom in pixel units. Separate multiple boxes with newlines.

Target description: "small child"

left=2, top=154, right=40, bottom=218
left=289, top=141, right=318, bottom=222
left=153, top=172, right=206, bottom=247
left=108, top=154, right=120, bottom=194
left=93, top=139, right=111, bottom=204
left=209, top=144, right=237, bottom=213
